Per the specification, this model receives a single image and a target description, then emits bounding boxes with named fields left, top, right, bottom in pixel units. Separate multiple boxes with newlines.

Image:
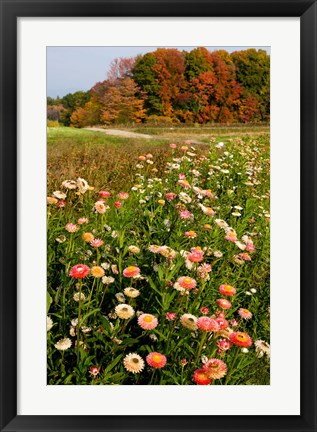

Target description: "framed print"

left=0, top=0, right=316, bottom=431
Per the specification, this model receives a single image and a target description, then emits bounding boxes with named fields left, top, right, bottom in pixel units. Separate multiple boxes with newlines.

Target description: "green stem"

left=99, top=285, right=108, bottom=308
left=76, top=281, right=83, bottom=365
left=149, top=369, right=156, bottom=385
left=195, top=332, right=208, bottom=364
left=224, top=347, right=240, bottom=384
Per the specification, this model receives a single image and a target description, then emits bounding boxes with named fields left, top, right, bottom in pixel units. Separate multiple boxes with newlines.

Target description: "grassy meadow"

left=47, top=125, right=270, bottom=385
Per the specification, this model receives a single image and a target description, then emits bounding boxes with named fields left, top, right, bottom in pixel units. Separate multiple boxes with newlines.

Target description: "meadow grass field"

left=47, top=125, right=270, bottom=385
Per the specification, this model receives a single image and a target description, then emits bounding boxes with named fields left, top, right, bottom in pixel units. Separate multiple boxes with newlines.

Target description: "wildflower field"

left=47, top=127, right=270, bottom=385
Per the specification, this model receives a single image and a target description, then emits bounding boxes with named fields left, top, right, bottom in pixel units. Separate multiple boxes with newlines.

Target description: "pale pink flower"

left=117, top=192, right=129, bottom=200
left=177, top=276, right=197, bottom=290
left=197, top=317, right=219, bottom=332
left=94, top=200, right=108, bottom=214
left=217, top=299, right=232, bottom=309
left=65, top=223, right=78, bottom=233
left=123, top=266, right=140, bottom=278
left=77, top=217, right=89, bottom=224
left=166, top=312, right=177, bottom=321
left=170, top=143, right=177, bottom=149
left=165, top=192, right=177, bottom=201
left=90, top=238, right=103, bottom=248
left=179, top=210, right=194, bottom=220
left=111, top=265, right=119, bottom=274
left=217, top=338, right=232, bottom=351
left=138, top=314, right=158, bottom=330
left=238, top=308, right=253, bottom=320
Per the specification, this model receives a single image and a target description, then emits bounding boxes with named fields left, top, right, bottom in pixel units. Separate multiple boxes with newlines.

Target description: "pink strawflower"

left=138, top=313, right=158, bottom=330
left=225, top=232, right=238, bottom=242
left=114, top=201, right=122, bottom=208
left=57, top=201, right=66, bottom=208
left=179, top=174, right=186, bottom=180
left=245, top=242, right=256, bottom=252
left=69, top=264, right=90, bottom=279
left=117, top=192, right=129, bottom=200
left=179, top=210, right=194, bottom=220
left=193, top=368, right=212, bottom=385
left=165, top=192, right=177, bottom=201
left=201, top=206, right=215, bottom=216
left=238, top=308, right=253, bottom=320
left=178, top=179, right=191, bottom=189
left=230, top=319, right=239, bottom=327
left=217, top=338, right=232, bottom=351
left=187, top=248, right=204, bottom=263
left=185, top=230, right=197, bottom=238
left=146, top=352, right=167, bottom=369
left=166, top=312, right=177, bottom=321
left=217, top=299, right=232, bottom=309
left=123, top=266, right=140, bottom=278
left=65, top=223, right=78, bottom=233
left=111, top=265, right=119, bottom=274
left=170, top=143, right=177, bottom=149
left=78, top=217, right=89, bottom=224
left=200, top=307, right=209, bottom=315
left=89, top=366, right=100, bottom=377
left=203, top=359, right=227, bottom=380
left=99, top=191, right=111, bottom=198
left=219, top=284, right=236, bottom=296
left=90, top=238, right=103, bottom=248
left=215, top=310, right=225, bottom=318
left=138, top=155, right=146, bottom=161
left=215, top=317, right=229, bottom=329
left=230, top=331, right=253, bottom=347
left=197, top=317, right=219, bottom=332
left=146, top=153, right=153, bottom=159
left=181, top=145, right=188, bottom=151
left=239, top=252, right=252, bottom=261
left=177, top=276, right=197, bottom=290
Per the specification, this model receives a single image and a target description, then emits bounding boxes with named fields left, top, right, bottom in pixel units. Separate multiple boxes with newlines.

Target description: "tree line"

left=47, top=47, right=270, bottom=126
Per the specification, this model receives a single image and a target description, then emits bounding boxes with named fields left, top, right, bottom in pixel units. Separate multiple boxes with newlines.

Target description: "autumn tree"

left=101, top=77, right=147, bottom=124
left=231, top=49, right=270, bottom=121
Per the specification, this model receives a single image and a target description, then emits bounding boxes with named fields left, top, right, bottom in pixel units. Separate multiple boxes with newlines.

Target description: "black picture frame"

left=0, top=0, right=316, bottom=431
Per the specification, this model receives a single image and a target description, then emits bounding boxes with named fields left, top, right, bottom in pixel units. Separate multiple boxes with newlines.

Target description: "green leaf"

left=47, top=292, right=52, bottom=313
left=79, top=308, right=101, bottom=326
left=103, top=354, right=123, bottom=377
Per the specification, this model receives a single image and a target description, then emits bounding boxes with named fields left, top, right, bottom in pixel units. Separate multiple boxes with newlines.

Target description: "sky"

left=47, top=46, right=270, bottom=98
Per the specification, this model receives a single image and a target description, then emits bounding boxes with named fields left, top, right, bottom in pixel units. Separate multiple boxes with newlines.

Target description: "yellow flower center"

left=209, top=363, right=219, bottom=369
left=144, top=315, right=153, bottom=323
left=152, top=354, right=161, bottom=362
left=183, top=277, right=192, bottom=284
left=236, top=333, right=248, bottom=342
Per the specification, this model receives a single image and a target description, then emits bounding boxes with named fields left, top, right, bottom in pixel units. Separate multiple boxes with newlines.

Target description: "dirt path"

left=84, top=127, right=153, bottom=139
left=84, top=127, right=206, bottom=145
